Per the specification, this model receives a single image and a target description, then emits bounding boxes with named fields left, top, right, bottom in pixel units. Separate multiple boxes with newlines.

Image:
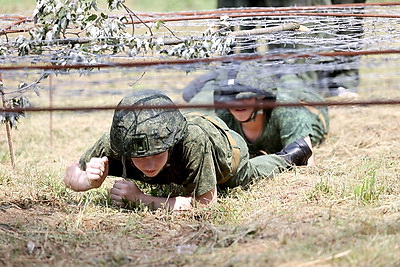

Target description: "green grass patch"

left=353, top=171, right=385, bottom=204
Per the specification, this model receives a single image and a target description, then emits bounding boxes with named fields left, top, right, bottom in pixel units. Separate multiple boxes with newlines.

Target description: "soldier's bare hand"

left=85, top=156, right=109, bottom=188
left=109, top=180, right=143, bottom=207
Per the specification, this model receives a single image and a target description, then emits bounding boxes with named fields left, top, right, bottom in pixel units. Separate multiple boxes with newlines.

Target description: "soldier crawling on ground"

left=64, top=90, right=312, bottom=211
left=183, top=63, right=329, bottom=165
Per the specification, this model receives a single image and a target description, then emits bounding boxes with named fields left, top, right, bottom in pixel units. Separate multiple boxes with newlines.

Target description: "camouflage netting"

left=1, top=3, right=400, bottom=110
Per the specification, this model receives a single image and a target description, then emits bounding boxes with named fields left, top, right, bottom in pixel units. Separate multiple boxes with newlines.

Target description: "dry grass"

left=0, top=95, right=399, bottom=266
left=1, top=1, right=400, bottom=265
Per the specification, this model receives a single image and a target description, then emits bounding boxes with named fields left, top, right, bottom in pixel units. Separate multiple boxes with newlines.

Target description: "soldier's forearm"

left=64, top=160, right=92, bottom=192
left=137, top=194, right=193, bottom=211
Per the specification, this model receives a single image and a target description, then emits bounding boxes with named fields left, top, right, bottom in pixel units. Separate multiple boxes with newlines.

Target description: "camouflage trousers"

left=212, top=117, right=290, bottom=189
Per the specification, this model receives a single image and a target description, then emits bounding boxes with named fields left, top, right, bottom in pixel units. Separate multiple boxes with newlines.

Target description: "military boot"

left=275, top=138, right=312, bottom=166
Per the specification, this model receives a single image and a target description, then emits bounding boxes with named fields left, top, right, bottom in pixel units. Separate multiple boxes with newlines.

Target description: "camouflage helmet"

left=214, top=79, right=274, bottom=103
left=110, top=90, right=187, bottom=158
left=213, top=62, right=276, bottom=103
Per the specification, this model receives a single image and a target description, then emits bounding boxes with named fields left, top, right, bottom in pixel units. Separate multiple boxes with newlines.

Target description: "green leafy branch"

left=8, top=0, right=238, bottom=64
left=0, top=82, right=31, bottom=129
left=0, top=74, right=46, bottom=128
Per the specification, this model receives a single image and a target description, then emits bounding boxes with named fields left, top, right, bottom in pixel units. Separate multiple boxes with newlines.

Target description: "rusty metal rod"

left=0, top=99, right=400, bottom=114
left=0, top=49, right=399, bottom=72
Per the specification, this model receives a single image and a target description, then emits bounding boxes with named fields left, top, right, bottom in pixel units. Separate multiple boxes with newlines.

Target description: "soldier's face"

left=131, top=151, right=169, bottom=177
left=228, top=98, right=257, bottom=122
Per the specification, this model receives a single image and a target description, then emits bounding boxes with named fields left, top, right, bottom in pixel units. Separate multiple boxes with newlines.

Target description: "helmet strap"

left=121, top=156, right=127, bottom=179
left=237, top=109, right=259, bottom=123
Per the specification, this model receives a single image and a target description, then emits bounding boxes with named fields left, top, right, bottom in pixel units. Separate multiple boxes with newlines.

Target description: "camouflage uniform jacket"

left=216, top=90, right=330, bottom=158
left=79, top=113, right=246, bottom=197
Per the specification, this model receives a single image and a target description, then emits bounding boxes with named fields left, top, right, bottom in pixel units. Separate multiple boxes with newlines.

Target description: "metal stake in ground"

left=0, top=79, right=16, bottom=169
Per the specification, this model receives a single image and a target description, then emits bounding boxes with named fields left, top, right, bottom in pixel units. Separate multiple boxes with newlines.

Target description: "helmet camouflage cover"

left=213, top=61, right=277, bottom=103
left=214, top=80, right=272, bottom=103
left=110, top=90, right=187, bottom=158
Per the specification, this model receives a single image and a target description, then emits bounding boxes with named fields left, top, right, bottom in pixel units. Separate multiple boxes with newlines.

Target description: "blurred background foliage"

left=3, top=0, right=215, bottom=13
left=2, top=0, right=393, bottom=14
